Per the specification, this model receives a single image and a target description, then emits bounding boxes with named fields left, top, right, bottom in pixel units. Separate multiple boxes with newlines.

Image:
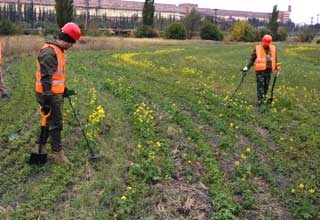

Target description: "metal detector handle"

left=239, top=68, right=248, bottom=82
left=67, top=96, right=95, bottom=155
left=240, top=71, right=247, bottom=82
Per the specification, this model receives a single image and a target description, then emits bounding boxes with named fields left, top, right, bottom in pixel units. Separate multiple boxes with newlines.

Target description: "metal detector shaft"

left=230, top=71, right=247, bottom=99
left=67, top=96, right=96, bottom=156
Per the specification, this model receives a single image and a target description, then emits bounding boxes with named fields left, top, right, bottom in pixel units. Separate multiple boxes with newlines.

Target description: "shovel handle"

left=39, top=106, right=51, bottom=126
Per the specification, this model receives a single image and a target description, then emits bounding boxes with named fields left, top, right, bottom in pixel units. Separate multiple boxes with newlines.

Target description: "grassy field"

left=0, top=37, right=319, bottom=219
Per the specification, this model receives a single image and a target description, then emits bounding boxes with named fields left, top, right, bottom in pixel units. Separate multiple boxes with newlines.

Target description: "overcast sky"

left=131, top=0, right=319, bottom=24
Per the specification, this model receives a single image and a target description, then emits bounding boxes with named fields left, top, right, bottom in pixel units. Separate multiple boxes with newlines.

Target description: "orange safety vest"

left=35, top=44, right=65, bottom=94
left=254, top=44, right=276, bottom=71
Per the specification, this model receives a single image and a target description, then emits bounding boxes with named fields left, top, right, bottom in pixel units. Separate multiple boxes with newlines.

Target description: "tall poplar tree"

left=183, top=8, right=202, bottom=39
left=268, top=5, right=279, bottom=38
left=55, top=0, right=74, bottom=28
left=142, top=0, right=154, bottom=26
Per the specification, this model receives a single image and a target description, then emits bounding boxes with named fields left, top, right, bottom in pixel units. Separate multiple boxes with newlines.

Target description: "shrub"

left=299, top=31, right=315, bottom=43
left=165, top=22, right=187, bottom=40
left=200, top=21, right=223, bottom=41
left=0, top=20, right=18, bottom=35
left=229, top=21, right=259, bottom=42
left=135, top=25, right=159, bottom=38
left=278, top=29, right=288, bottom=41
left=257, top=28, right=287, bottom=42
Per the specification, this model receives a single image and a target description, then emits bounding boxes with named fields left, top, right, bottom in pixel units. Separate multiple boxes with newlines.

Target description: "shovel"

left=67, top=96, right=104, bottom=161
left=28, top=106, right=51, bottom=165
left=267, top=70, right=280, bottom=104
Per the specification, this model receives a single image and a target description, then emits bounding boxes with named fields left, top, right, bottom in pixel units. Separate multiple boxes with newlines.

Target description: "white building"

left=0, top=0, right=291, bottom=23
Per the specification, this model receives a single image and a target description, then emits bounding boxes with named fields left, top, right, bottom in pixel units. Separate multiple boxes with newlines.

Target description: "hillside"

left=0, top=40, right=319, bottom=219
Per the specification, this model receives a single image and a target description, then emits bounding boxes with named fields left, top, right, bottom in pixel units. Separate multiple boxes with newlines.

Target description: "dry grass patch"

left=1, top=35, right=214, bottom=58
left=142, top=180, right=212, bottom=220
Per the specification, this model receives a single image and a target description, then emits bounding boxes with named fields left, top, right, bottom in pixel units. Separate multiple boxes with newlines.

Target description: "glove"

left=42, top=94, right=52, bottom=115
left=241, top=66, right=248, bottom=72
left=63, top=87, right=76, bottom=98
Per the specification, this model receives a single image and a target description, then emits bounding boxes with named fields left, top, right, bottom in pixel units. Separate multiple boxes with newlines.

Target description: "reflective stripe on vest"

left=254, top=44, right=276, bottom=71
left=35, top=44, right=65, bottom=94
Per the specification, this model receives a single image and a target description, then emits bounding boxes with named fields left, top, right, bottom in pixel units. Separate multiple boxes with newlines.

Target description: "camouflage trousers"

left=36, top=93, right=64, bottom=152
left=255, top=70, right=271, bottom=103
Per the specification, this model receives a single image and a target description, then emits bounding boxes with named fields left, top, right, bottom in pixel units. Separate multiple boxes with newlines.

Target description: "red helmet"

left=61, top=22, right=81, bottom=41
left=262, top=34, right=272, bottom=45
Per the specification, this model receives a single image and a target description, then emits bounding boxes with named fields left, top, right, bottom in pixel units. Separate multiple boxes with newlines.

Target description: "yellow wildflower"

left=308, top=188, right=315, bottom=194
left=121, top=195, right=127, bottom=200
left=148, top=152, right=155, bottom=160
left=298, top=183, right=304, bottom=190
left=240, top=154, right=246, bottom=159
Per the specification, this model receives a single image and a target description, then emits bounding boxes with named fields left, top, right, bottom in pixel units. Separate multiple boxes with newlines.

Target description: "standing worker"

left=0, top=41, right=9, bottom=98
left=35, top=22, right=81, bottom=164
left=241, top=34, right=280, bottom=106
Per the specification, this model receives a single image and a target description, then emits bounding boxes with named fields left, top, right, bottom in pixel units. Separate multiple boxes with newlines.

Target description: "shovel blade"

left=28, top=152, right=48, bottom=165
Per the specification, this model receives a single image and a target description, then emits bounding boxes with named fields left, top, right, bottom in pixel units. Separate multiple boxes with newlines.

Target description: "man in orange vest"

left=35, top=22, right=81, bottom=164
left=0, top=41, right=9, bottom=98
left=242, top=34, right=280, bottom=106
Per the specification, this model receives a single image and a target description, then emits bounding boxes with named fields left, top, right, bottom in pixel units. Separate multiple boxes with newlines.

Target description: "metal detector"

left=67, top=96, right=104, bottom=161
left=222, top=70, right=247, bottom=107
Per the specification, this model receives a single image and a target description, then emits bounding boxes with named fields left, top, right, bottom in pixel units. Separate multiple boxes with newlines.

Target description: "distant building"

left=0, top=0, right=291, bottom=23
left=180, top=3, right=290, bottom=23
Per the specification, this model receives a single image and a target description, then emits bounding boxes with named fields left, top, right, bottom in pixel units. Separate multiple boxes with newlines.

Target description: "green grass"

left=0, top=42, right=319, bottom=219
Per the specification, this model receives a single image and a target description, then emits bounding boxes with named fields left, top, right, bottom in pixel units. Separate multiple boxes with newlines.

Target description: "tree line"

left=0, top=0, right=319, bottom=42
